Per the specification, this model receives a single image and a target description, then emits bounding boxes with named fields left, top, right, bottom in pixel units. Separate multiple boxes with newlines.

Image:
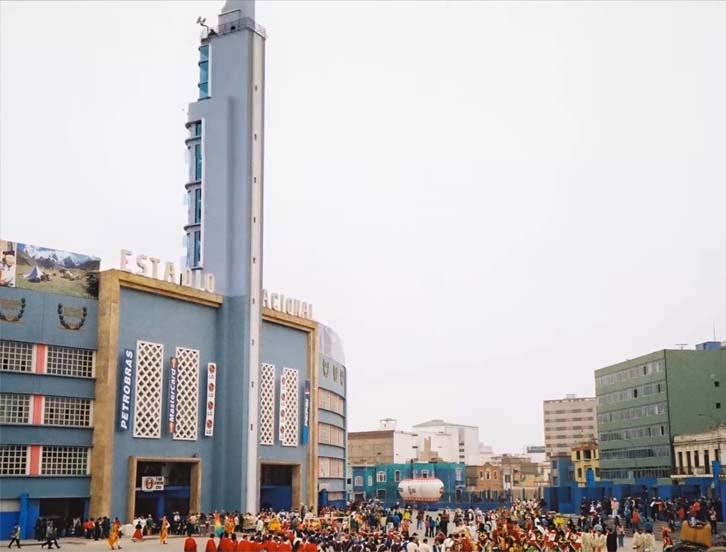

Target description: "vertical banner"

left=168, top=356, right=178, bottom=435
left=302, top=380, right=311, bottom=444
left=117, top=348, right=135, bottom=431
left=204, top=363, right=217, bottom=437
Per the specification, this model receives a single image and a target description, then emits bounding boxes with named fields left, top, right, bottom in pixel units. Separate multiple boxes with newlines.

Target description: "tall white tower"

left=184, top=0, right=265, bottom=512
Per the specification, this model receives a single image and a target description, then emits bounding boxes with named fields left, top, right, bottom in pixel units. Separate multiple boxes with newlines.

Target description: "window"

left=193, top=188, right=202, bottom=224
left=376, top=471, right=386, bottom=483
left=394, top=470, right=401, bottom=482
left=318, top=423, right=344, bottom=447
left=575, top=451, right=581, bottom=460
left=0, top=394, right=30, bottom=424
left=694, top=451, right=700, bottom=468
left=577, top=468, right=583, bottom=479
left=376, top=489, right=386, bottom=500
left=194, top=143, right=202, bottom=181
left=198, top=45, right=209, bottom=98
left=717, top=402, right=722, bottom=409
left=0, top=341, right=33, bottom=372
left=704, top=450, right=710, bottom=474
left=192, top=230, right=201, bottom=267
left=318, top=389, right=345, bottom=416
left=421, top=469, right=429, bottom=479
left=46, top=346, right=94, bottom=378
left=40, top=446, right=88, bottom=475
left=714, top=381, right=720, bottom=388
left=43, top=396, right=92, bottom=427
left=319, top=457, right=344, bottom=478
left=455, top=468, right=462, bottom=481
left=194, top=121, right=202, bottom=137
left=0, top=445, right=28, bottom=475
left=367, top=475, right=373, bottom=487
left=353, top=476, right=363, bottom=487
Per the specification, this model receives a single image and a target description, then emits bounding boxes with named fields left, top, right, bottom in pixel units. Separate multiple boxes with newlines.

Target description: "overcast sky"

left=1, top=1, right=725, bottom=453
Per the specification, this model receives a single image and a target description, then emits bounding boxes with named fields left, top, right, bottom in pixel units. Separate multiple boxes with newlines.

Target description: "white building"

left=412, top=419, right=480, bottom=465
left=673, top=424, right=726, bottom=477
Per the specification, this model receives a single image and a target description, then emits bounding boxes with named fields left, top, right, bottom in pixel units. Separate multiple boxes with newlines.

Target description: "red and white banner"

left=204, top=363, right=217, bottom=437
left=141, top=476, right=164, bottom=492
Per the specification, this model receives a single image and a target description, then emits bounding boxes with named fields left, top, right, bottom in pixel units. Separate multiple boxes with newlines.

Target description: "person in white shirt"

left=443, top=535, right=454, bottom=552
left=406, top=537, right=419, bottom=552
left=419, top=538, right=432, bottom=552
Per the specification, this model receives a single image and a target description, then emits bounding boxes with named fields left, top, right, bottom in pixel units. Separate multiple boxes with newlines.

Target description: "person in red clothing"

left=278, top=537, right=292, bottom=552
left=219, top=533, right=236, bottom=552
left=303, top=537, right=318, bottom=552
left=251, top=536, right=263, bottom=552
left=205, top=534, right=218, bottom=552
left=185, top=534, right=199, bottom=552
left=237, top=536, right=251, bottom=552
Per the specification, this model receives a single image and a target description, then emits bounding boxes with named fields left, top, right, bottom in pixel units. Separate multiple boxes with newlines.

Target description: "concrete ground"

left=7, top=535, right=645, bottom=552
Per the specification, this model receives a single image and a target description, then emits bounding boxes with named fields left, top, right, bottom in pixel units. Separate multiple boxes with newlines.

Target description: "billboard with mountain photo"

left=0, top=239, right=100, bottom=299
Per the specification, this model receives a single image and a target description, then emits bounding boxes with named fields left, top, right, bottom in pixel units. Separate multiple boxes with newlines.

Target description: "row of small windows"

left=599, top=424, right=668, bottom=442
left=318, top=423, right=345, bottom=447
left=0, top=341, right=95, bottom=378
left=596, top=360, right=665, bottom=388
left=319, top=389, right=345, bottom=416
left=0, top=394, right=93, bottom=427
left=597, top=402, right=667, bottom=424
left=0, top=341, right=33, bottom=372
left=47, top=346, right=94, bottom=378
left=0, top=445, right=89, bottom=476
left=600, top=467, right=673, bottom=480
left=597, top=382, right=664, bottom=406
left=599, top=445, right=671, bottom=460
left=545, top=416, right=594, bottom=423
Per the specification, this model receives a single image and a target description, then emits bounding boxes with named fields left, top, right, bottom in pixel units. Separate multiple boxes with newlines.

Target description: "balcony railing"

left=200, top=17, right=266, bottom=40
left=673, top=467, right=709, bottom=476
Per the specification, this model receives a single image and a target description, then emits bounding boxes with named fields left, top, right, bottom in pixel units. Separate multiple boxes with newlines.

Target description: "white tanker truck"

left=397, top=478, right=445, bottom=503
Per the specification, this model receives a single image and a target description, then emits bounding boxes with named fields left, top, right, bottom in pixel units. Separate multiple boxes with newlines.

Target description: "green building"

left=595, top=344, right=725, bottom=482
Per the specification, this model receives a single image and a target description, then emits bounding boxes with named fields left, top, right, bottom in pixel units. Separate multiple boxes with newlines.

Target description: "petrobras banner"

left=302, top=380, right=311, bottom=444
left=117, top=349, right=135, bottom=431
left=204, top=363, right=217, bottom=437
left=168, top=356, right=178, bottom=435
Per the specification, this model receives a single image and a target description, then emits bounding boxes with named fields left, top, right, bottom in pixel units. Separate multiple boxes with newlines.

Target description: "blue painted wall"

left=0, top=287, right=97, bottom=349
left=260, top=320, right=310, bottom=498
left=111, top=288, right=219, bottom=518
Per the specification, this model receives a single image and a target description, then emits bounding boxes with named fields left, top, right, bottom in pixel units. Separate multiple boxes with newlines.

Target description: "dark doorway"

left=134, top=461, right=192, bottom=519
left=260, top=464, right=293, bottom=511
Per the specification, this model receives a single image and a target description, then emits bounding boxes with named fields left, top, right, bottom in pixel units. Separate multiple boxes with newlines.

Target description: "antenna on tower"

left=676, top=343, right=688, bottom=350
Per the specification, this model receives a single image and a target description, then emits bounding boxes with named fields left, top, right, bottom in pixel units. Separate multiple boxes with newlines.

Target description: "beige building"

left=673, top=424, right=726, bottom=477
left=543, top=395, right=597, bottom=459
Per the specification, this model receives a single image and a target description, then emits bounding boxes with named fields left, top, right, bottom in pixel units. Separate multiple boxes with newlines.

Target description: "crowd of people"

left=6, top=495, right=722, bottom=550
left=575, top=496, right=722, bottom=534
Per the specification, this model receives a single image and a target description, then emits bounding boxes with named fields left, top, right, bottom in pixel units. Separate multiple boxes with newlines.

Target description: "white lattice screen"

left=279, top=367, right=299, bottom=447
left=259, top=363, right=275, bottom=445
left=133, top=341, right=164, bottom=439
left=173, top=347, right=200, bottom=441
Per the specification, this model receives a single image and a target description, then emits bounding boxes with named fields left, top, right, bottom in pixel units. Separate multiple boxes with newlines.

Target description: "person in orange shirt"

left=184, top=534, right=199, bottom=552
left=205, top=534, right=218, bottom=552
left=251, top=537, right=263, bottom=552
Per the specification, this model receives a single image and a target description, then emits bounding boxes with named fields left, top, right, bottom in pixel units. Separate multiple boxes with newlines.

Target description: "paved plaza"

left=8, top=534, right=642, bottom=552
